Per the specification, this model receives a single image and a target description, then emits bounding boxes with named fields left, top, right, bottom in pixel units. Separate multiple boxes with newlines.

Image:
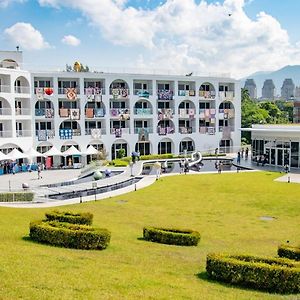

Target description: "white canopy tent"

left=25, top=147, right=46, bottom=158
left=0, top=151, right=8, bottom=161
left=44, top=146, right=63, bottom=157
left=6, top=148, right=28, bottom=160
left=62, top=145, right=82, bottom=156
left=85, top=145, right=99, bottom=155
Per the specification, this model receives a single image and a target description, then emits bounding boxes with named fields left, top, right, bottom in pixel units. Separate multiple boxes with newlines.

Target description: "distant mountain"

left=241, top=65, right=300, bottom=97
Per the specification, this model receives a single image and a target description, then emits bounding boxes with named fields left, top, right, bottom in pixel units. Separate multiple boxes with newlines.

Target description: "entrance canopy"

left=25, top=147, right=45, bottom=158
left=44, top=146, right=63, bottom=157
left=7, top=148, right=28, bottom=160
left=0, top=151, right=8, bottom=161
left=85, top=145, right=98, bottom=155
left=63, top=145, right=82, bottom=156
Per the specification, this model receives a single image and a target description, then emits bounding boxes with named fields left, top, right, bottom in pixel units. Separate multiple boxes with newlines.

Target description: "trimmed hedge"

left=140, top=154, right=174, bottom=160
left=0, top=192, right=34, bottom=202
left=29, top=220, right=111, bottom=250
left=278, top=244, right=300, bottom=261
left=143, top=227, right=200, bottom=246
left=45, top=211, right=93, bottom=225
left=206, top=253, right=300, bottom=294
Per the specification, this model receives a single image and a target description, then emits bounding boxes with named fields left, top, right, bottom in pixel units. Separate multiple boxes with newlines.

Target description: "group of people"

left=236, top=148, right=249, bottom=164
left=179, top=159, right=190, bottom=174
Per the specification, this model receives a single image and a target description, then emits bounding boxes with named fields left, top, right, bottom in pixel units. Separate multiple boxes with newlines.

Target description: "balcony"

left=110, top=127, right=130, bottom=137
left=85, top=108, right=105, bottom=118
left=0, top=108, right=12, bottom=115
left=36, top=129, right=55, bottom=140
left=218, top=109, right=234, bottom=119
left=179, top=127, right=193, bottom=134
left=134, top=89, right=152, bottom=98
left=134, top=108, right=152, bottom=116
left=85, top=87, right=105, bottom=95
left=157, top=90, right=173, bottom=100
left=35, top=87, right=54, bottom=97
left=0, top=131, right=13, bottom=138
left=14, top=86, right=30, bottom=94
left=16, top=130, right=32, bottom=137
left=178, top=108, right=195, bottom=119
left=178, top=90, right=195, bottom=97
left=59, top=128, right=81, bottom=139
left=15, top=108, right=31, bottom=116
left=134, top=127, right=153, bottom=134
left=219, top=91, right=234, bottom=101
left=0, top=85, right=11, bottom=93
left=110, top=88, right=129, bottom=99
left=85, top=128, right=106, bottom=137
left=199, top=90, right=216, bottom=99
left=219, top=126, right=235, bottom=133
left=35, top=108, right=54, bottom=118
left=158, top=108, right=173, bottom=120
left=199, top=127, right=215, bottom=135
left=58, top=87, right=80, bottom=98
left=59, top=108, right=80, bottom=120
left=110, top=108, right=130, bottom=120
left=157, top=126, right=175, bottom=135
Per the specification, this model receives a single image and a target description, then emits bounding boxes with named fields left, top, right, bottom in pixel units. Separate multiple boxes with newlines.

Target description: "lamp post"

left=129, top=161, right=134, bottom=177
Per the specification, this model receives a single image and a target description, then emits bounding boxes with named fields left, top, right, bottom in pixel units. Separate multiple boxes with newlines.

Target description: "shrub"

left=278, top=244, right=300, bottom=261
left=45, top=211, right=93, bottom=225
left=140, top=154, right=174, bottom=160
left=143, top=227, right=200, bottom=246
left=109, top=159, right=128, bottom=167
left=29, top=220, right=111, bottom=250
left=0, top=192, right=34, bottom=202
left=206, top=253, right=300, bottom=294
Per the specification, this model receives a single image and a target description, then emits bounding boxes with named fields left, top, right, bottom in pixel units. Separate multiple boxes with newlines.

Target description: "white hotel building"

left=0, top=51, right=241, bottom=166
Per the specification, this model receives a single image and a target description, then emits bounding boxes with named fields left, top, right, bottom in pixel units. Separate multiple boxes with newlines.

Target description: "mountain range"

left=241, top=65, right=300, bottom=97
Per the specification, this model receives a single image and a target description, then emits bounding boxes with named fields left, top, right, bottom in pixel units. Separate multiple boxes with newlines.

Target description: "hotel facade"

left=0, top=51, right=241, bottom=166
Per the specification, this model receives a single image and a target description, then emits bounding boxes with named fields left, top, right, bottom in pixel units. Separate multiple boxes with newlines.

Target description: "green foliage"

left=278, top=244, right=300, bottom=261
left=0, top=192, right=34, bottom=202
left=143, top=227, right=200, bottom=246
left=108, top=159, right=129, bottom=167
left=140, top=154, right=174, bottom=160
left=29, top=220, right=111, bottom=250
left=45, top=211, right=93, bottom=225
left=117, top=149, right=126, bottom=159
left=206, top=253, right=300, bottom=294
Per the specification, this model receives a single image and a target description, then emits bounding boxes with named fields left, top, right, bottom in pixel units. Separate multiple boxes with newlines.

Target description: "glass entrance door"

left=283, top=149, right=290, bottom=166
left=270, top=149, right=276, bottom=165
left=277, top=149, right=283, bottom=166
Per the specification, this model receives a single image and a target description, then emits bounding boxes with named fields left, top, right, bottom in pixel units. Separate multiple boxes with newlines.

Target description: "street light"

left=129, top=161, right=134, bottom=177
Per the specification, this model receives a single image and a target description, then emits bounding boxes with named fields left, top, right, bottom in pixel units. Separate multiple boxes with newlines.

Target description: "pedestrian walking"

left=237, top=152, right=241, bottom=164
left=245, top=147, right=249, bottom=159
left=37, top=164, right=42, bottom=180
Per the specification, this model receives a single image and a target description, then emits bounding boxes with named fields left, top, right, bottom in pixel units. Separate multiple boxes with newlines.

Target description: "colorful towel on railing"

left=95, top=108, right=105, bottom=117
left=199, top=127, right=206, bottom=134
left=210, top=108, right=216, bottom=115
left=45, top=108, right=54, bottom=118
left=207, top=127, right=215, bottom=135
left=59, top=108, right=69, bottom=118
left=222, top=127, right=231, bottom=138
left=91, top=128, right=101, bottom=139
left=159, top=127, right=166, bottom=135
left=85, top=88, right=94, bottom=101
left=179, top=109, right=186, bottom=118
left=180, top=127, right=188, bottom=134
left=36, top=88, right=44, bottom=100
left=157, top=90, right=173, bottom=100
left=85, top=108, right=94, bottom=118
left=66, top=88, right=77, bottom=100
left=119, top=113, right=130, bottom=120
left=47, top=129, right=55, bottom=139
left=115, top=128, right=122, bottom=138
left=59, top=129, right=72, bottom=139
left=210, top=118, right=215, bottom=124
left=138, top=128, right=149, bottom=141
left=44, top=87, right=54, bottom=96
left=188, top=109, right=195, bottom=119
left=199, top=112, right=205, bottom=119
left=70, top=109, right=80, bottom=120
left=137, top=90, right=149, bottom=98
left=228, top=109, right=235, bottom=118
left=166, top=127, right=174, bottom=134
left=35, top=108, right=44, bottom=116
left=37, top=130, right=47, bottom=141
left=112, top=88, right=128, bottom=99
left=189, top=90, right=195, bottom=96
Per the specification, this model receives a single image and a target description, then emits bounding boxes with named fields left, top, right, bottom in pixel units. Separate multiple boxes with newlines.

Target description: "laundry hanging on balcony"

left=85, top=108, right=94, bottom=118
left=91, top=128, right=101, bottom=139
left=47, top=129, right=55, bottom=139
left=66, top=88, right=77, bottom=100
left=188, top=109, right=195, bottom=119
left=59, top=129, right=73, bottom=139
left=45, top=108, right=54, bottom=118
left=37, top=130, right=47, bottom=141
left=59, top=108, right=69, bottom=118
left=114, top=128, right=122, bottom=138
left=138, top=128, right=149, bottom=141
left=95, top=108, right=105, bottom=117
left=70, top=109, right=80, bottom=120
left=36, top=88, right=44, bottom=100
left=44, top=87, right=54, bottom=96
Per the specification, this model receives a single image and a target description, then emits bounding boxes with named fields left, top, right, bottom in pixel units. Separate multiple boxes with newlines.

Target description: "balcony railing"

left=218, top=109, right=235, bottom=119
left=157, top=90, right=173, bottom=100
left=15, top=108, right=31, bottom=116
left=199, top=108, right=216, bottom=118
left=158, top=108, right=173, bottom=120
left=0, top=108, right=12, bottom=115
left=35, top=87, right=54, bottom=96
left=199, top=126, right=216, bottom=135
left=85, top=128, right=106, bottom=136
left=219, top=91, right=234, bottom=101
left=14, top=86, right=30, bottom=94
left=85, top=108, right=105, bottom=118
left=16, top=130, right=32, bottom=137
left=178, top=108, right=195, bottom=118
left=157, top=126, right=175, bottom=135
left=178, top=90, right=196, bottom=97
left=134, top=89, right=152, bottom=98
left=35, top=108, right=54, bottom=118
left=219, top=126, right=235, bottom=133
left=179, top=127, right=193, bottom=134
left=59, top=128, right=81, bottom=139
left=134, top=127, right=153, bottom=134
left=36, top=129, right=55, bottom=140
left=59, top=108, right=80, bottom=119
left=134, top=108, right=152, bottom=115
left=84, top=87, right=105, bottom=96
left=58, top=87, right=80, bottom=95
left=110, top=108, right=130, bottom=119
left=0, top=131, right=13, bottom=138
left=0, top=85, right=11, bottom=93
left=109, top=88, right=129, bottom=98
left=110, top=127, right=130, bottom=137
left=199, top=90, right=216, bottom=99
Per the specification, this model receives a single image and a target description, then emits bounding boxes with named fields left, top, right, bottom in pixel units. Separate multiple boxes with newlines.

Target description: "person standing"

left=245, top=147, right=249, bottom=160
left=218, top=162, right=223, bottom=174
left=37, top=164, right=42, bottom=180
left=237, top=152, right=241, bottom=164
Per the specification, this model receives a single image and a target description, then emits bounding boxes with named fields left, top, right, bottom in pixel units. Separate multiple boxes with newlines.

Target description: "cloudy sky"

left=1, top=0, right=300, bottom=78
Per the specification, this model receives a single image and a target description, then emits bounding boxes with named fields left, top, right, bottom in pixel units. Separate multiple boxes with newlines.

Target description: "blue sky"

left=1, top=0, right=300, bottom=78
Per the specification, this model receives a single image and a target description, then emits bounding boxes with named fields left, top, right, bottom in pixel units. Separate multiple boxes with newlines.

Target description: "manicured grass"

left=0, top=172, right=299, bottom=299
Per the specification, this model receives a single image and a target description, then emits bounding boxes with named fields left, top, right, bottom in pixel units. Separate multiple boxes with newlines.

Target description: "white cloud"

left=38, top=0, right=300, bottom=77
left=4, top=22, right=50, bottom=50
left=0, top=0, right=25, bottom=7
left=61, top=35, right=81, bottom=46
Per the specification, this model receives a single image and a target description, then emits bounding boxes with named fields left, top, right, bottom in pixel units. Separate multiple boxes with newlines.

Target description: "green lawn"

left=0, top=172, right=299, bottom=299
